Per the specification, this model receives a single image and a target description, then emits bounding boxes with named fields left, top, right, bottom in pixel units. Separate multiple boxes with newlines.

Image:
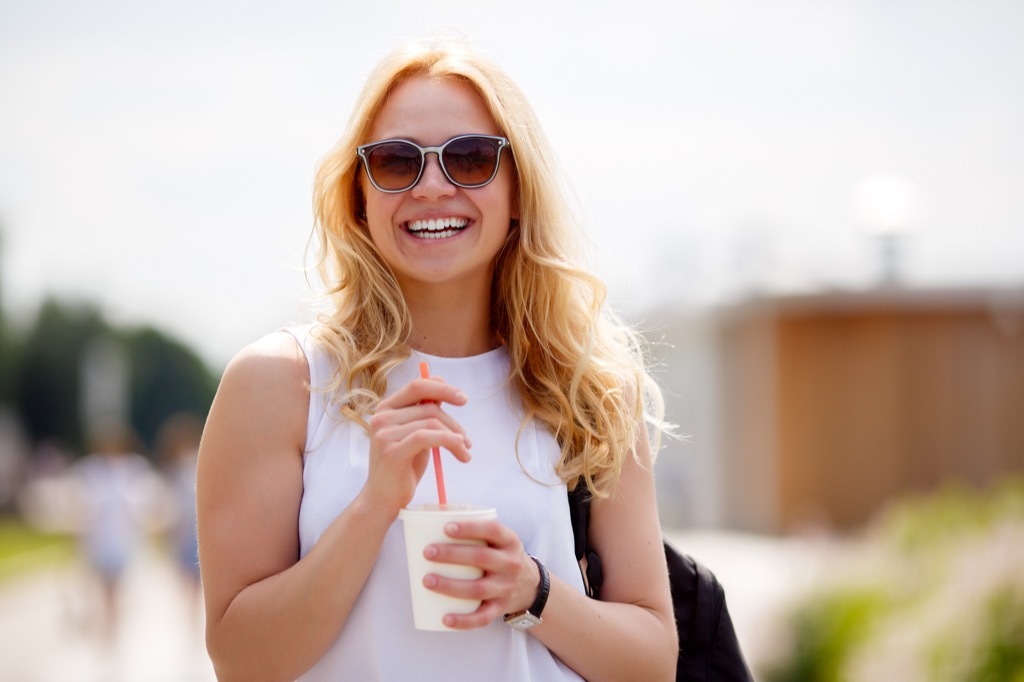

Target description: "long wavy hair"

left=310, top=38, right=666, bottom=497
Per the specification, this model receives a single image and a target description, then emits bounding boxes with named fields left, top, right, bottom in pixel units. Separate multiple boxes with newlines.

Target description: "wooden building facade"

left=656, top=287, right=1024, bottom=533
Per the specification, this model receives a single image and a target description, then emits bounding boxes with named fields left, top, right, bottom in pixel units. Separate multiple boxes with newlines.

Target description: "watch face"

left=507, top=613, right=541, bottom=630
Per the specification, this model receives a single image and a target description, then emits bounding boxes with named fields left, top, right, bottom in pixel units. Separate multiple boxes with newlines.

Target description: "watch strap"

left=527, top=556, right=550, bottom=618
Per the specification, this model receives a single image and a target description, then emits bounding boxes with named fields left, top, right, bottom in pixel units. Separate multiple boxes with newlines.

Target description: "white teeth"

left=407, top=217, right=469, bottom=236
left=415, top=229, right=457, bottom=239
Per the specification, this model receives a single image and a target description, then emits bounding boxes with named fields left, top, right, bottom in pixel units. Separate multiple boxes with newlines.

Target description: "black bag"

left=568, top=484, right=754, bottom=682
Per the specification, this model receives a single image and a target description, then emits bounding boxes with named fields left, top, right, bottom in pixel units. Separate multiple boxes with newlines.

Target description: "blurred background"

left=1, top=1, right=1022, bottom=680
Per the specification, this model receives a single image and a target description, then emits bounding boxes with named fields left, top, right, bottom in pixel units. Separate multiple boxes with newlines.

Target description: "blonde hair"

left=310, top=38, right=665, bottom=497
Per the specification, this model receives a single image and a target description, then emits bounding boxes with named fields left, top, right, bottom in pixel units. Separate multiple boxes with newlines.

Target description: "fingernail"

left=424, top=545, right=438, bottom=559
left=423, top=575, right=438, bottom=588
left=463, top=435, right=473, bottom=449
left=455, top=390, right=468, bottom=402
left=445, top=522, right=459, bottom=535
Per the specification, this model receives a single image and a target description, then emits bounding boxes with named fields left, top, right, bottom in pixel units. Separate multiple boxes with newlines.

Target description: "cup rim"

left=399, top=503, right=496, bottom=518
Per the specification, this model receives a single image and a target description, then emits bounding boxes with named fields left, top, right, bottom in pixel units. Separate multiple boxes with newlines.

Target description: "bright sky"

left=2, top=0, right=1023, bottom=368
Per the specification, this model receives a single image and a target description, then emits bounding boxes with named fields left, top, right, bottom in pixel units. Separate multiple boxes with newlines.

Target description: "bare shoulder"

left=222, top=331, right=308, bottom=390
left=205, top=331, right=310, bottom=458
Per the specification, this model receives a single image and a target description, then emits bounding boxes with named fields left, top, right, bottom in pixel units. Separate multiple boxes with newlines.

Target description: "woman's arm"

left=432, top=425, right=678, bottom=681
left=198, top=332, right=386, bottom=681
left=539, top=426, right=677, bottom=680
left=198, top=332, right=472, bottom=681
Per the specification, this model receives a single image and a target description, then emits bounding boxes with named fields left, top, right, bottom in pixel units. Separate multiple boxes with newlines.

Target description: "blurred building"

left=655, top=286, right=1024, bottom=533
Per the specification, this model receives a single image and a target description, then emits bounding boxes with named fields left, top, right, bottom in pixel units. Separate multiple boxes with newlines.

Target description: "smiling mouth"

left=406, top=217, right=469, bottom=240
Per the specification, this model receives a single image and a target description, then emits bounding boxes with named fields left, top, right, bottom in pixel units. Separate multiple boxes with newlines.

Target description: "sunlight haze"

left=2, top=0, right=1022, bottom=368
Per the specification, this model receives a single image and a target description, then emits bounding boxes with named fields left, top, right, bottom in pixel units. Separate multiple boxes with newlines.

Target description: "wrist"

left=504, top=556, right=550, bottom=631
left=350, top=490, right=403, bottom=530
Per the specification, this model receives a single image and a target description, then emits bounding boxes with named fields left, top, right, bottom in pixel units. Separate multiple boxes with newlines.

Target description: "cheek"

left=365, top=215, right=392, bottom=251
left=363, top=191, right=397, bottom=224
left=362, top=200, right=398, bottom=251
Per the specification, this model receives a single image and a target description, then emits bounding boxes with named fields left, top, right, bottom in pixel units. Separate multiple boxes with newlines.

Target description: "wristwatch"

left=503, top=556, right=550, bottom=631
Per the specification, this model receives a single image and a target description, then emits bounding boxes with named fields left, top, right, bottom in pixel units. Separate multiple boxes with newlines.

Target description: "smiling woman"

left=355, top=76, right=517, bottom=317
left=196, top=37, right=677, bottom=682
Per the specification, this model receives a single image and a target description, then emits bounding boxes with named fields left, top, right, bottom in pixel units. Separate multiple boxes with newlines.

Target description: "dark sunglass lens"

left=443, top=137, right=500, bottom=186
left=367, top=142, right=422, bottom=190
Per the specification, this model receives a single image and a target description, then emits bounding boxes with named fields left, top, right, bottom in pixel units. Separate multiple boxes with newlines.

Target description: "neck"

left=402, top=280, right=496, bottom=357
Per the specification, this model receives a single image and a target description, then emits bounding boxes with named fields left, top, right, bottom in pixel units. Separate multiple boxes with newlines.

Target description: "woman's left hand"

left=420, top=519, right=540, bottom=630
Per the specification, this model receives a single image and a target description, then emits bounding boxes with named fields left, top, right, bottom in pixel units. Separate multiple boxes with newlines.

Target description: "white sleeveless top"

left=286, top=325, right=586, bottom=682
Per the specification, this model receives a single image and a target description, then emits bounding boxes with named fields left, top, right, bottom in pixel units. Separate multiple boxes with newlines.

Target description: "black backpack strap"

left=567, top=481, right=589, bottom=562
left=567, top=481, right=603, bottom=599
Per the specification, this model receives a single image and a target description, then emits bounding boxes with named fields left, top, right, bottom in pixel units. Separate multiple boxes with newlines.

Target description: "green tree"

left=0, top=228, right=12, bottom=406
left=123, top=326, right=218, bottom=449
left=0, top=317, right=15, bottom=407
left=11, top=299, right=218, bottom=456
left=14, top=299, right=111, bottom=451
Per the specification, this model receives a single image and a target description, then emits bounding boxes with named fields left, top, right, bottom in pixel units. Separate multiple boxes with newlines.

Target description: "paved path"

left=0, top=532, right=840, bottom=680
left=0, top=547, right=214, bottom=682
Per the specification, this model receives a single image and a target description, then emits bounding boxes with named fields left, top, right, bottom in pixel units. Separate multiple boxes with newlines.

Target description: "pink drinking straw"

left=419, top=362, right=448, bottom=505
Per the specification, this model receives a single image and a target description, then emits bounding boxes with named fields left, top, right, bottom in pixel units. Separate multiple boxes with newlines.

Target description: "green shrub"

left=957, top=586, right=1024, bottom=682
left=765, top=586, right=890, bottom=682
left=764, top=478, right=1024, bottom=682
left=877, top=479, right=1024, bottom=556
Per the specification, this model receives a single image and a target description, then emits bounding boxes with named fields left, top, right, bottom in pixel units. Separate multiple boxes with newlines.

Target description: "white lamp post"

left=851, top=172, right=921, bottom=287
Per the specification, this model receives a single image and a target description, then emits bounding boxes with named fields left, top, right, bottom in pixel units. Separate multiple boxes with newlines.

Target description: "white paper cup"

left=399, top=503, right=497, bottom=631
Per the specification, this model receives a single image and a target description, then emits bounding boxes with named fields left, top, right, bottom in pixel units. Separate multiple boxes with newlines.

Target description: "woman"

left=197, top=38, right=677, bottom=681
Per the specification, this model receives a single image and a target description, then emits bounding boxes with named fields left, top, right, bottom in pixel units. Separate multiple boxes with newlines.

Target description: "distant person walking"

left=72, top=422, right=157, bottom=643
left=155, top=413, right=204, bottom=624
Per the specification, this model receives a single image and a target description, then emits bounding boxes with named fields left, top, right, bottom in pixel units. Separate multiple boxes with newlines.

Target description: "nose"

left=411, top=151, right=456, bottom=198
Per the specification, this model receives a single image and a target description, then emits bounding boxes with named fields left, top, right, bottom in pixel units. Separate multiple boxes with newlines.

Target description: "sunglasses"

left=357, top=134, right=510, bottom=193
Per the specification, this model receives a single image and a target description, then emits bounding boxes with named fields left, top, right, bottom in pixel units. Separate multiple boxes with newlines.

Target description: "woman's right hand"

left=364, top=377, right=472, bottom=513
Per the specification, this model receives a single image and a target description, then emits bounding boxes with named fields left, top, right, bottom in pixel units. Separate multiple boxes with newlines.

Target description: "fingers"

left=372, top=378, right=473, bottom=454
left=420, top=521, right=538, bottom=630
left=439, top=520, right=516, bottom=548
left=370, top=407, right=472, bottom=463
left=382, top=376, right=468, bottom=412
left=421, top=569, right=509, bottom=631
left=375, top=423, right=471, bottom=467
left=363, top=377, right=472, bottom=510
left=422, top=522, right=522, bottom=579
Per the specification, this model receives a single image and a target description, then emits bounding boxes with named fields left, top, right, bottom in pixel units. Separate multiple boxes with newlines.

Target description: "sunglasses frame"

left=357, top=134, right=511, bottom=194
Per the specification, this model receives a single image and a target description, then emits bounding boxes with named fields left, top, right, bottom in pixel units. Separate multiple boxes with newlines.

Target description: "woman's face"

left=361, top=75, right=517, bottom=295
